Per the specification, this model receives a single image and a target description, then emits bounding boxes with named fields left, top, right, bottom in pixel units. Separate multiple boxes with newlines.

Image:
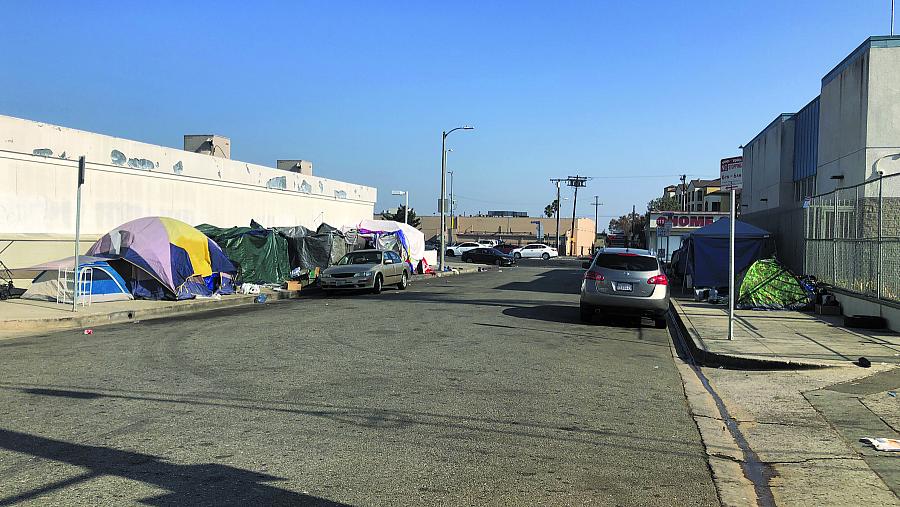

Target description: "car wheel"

left=654, top=316, right=667, bottom=329
left=372, top=274, right=383, bottom=294
left=495, top=259, right=502, bottom=266
left=464, top=257, right=472, bottom=263
left=513, top=252, right=521, bottom=259
left=446, top=249, right=455, bottom=257
left=542, top=252, right=550, bottom=260
left=397, top=271, right=409, bottom=290
left=580, top=303, right=595, bottom=323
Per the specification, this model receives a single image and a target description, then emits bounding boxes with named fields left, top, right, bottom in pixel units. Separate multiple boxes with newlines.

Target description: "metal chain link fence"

left=805, top=172, right=900, bottom=302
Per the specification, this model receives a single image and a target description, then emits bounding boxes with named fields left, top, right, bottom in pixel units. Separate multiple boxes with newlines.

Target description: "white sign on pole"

left=720, top=156, right=743, bottom=191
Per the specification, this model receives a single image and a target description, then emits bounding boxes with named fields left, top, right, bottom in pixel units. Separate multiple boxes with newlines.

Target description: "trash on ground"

left=83, top=329, right=93, bottom=335
left=888, top=391, right=896, bottom=398
left=860, top=437, right=900, bottom=452
left=240, top=283, right=261, bottom=295
left=856, top=357, right=872, bottom=368
left=254, top=294, right=267, bottom=304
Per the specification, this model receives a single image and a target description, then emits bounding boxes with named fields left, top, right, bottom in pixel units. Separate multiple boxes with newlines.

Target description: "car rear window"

left=594, top=253, right=658, bottom=271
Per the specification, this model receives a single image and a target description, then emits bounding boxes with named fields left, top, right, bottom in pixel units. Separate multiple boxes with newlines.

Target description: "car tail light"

left=648, top=274, right=668, bottom=285
left=584, top=271, right=604, bottom=281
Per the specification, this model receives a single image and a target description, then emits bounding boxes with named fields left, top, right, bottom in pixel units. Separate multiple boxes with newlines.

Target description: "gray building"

left=740, top=36, right=900, bottom=273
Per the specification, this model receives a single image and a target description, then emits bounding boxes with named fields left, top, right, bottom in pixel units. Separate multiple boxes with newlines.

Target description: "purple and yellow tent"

left=87, top=217, right=236, bottom=300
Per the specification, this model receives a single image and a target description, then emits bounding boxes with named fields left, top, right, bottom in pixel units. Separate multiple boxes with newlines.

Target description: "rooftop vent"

left=276, top=159, right=313, bottom=176
left=184, top=135, right=231, bottom=159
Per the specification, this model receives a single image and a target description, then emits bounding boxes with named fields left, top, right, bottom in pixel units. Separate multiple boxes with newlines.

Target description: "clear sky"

left=0, top=1, right=891, bottom=228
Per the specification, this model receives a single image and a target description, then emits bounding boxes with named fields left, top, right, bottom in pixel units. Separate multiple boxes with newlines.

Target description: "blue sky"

left=0, top=1, right=890, bottom=228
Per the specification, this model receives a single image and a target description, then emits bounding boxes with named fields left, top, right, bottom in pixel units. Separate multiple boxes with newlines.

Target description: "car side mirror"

left=582, top=261, right=591, bottom=269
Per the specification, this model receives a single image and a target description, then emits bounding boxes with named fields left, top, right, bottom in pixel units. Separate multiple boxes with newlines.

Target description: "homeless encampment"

left=197, top=221, right=351, bottom=284
left=353, top=219, right=426, bottom=271
left=737, top=258, right=814, bottom=310
left=87, top=217, right=236, bottom=299
left=676, top=218, right=775, bottom=289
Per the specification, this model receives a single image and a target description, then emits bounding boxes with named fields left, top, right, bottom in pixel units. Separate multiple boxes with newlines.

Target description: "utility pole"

left=550, top=178, right=565, bottom=250
left=679, top=174, right=687, bottom=212
left=566, top=176, right=588, bottom=256
left=591, top=196, right=603, bottom=253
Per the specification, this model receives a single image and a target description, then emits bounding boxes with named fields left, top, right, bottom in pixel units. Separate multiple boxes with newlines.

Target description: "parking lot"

left=0, top=260, right=717, bottom=506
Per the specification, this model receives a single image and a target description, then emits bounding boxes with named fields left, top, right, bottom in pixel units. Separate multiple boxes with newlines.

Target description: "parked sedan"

left=511, top=243, right=558, bottom=260
left=446, top=241, right=481, bottom=257
left=461, top=247, right=517, bottom=266
left=320, top=249, right=410, bottom=294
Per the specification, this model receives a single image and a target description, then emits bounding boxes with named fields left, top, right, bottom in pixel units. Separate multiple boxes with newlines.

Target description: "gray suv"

left=580, top=248, right=669, bottom=328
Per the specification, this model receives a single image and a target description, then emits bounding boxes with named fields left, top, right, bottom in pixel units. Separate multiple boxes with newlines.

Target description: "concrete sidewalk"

left=672, top=297, right=900, bottom=368
left=0, top=295, right=257, bottom=337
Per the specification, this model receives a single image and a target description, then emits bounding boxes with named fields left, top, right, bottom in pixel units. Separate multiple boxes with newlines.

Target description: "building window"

left=712, top=201, right=721, bottom=212
left=704, top=202, right=709, bottom=211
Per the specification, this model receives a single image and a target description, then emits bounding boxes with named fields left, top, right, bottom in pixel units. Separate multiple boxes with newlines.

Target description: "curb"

left=669, top=301, right=836, bottom=370
left=0, top=295, right=258, bottom=333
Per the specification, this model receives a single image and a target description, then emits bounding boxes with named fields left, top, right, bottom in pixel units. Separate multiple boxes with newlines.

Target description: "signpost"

left=720, top=156, right=743, bottom=341
left=73, top=156, right=86, bottom=312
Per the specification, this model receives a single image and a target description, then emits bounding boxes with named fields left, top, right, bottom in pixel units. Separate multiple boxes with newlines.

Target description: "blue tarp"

left=680, top=218, right=775, bottom=288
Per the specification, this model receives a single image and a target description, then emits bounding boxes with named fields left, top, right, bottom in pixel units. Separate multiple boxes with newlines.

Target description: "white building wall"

left=0, top=115, right=376, bottom=268
left=864, top=45, right=900, bottom=190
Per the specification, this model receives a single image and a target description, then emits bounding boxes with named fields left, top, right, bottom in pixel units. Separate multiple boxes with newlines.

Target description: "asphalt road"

left=0, top=260, right=718, bottom=506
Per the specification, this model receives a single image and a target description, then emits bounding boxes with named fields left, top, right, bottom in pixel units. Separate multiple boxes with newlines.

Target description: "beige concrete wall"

left=0, top=115, right=376, bottom=269
left=418, top=215, right=596, bottom=255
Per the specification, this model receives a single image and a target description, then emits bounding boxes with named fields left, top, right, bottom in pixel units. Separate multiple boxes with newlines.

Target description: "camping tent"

left=22, top=257, right=132, bottom=303
left=197, top=224, right=292, bottom=284
left=737, top=259, right=813, bottom=310
left=355, top=219, right=426, bottom=265
left=88, top=217, right=236, bottom=299
left=274, top=223, right=350, bottom=271
left=677, top=218, right=775, bottom=288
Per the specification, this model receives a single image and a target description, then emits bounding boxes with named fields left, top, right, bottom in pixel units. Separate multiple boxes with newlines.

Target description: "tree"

left=384, top=205, right=421, bottom=228
left=647, top=196, right=681, bottom=212
left=608, top=213, right=647, bottom=235
left=544, top=199, right=560, bottom=218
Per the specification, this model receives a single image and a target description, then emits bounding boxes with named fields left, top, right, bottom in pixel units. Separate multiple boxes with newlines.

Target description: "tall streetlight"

left=447, top=148, right=455, bottom=245
left=391, top=190, right=409, bottom=224
left=440, top=126, right=474, bottom=271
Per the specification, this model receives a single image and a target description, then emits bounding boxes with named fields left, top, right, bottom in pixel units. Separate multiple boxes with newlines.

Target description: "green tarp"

left=737, top=259, right=813, bottom=310
left=196, top=225, right=291, bottom=284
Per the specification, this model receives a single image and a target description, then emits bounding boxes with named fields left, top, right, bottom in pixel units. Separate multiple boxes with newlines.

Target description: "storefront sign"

left=649, top=213, right=725, bottom=229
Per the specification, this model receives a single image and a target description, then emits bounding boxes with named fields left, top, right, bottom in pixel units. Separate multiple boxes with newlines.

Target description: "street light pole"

left=439, top=126, right=473, bottom=271
left=448, top=170, right=455, bottom=244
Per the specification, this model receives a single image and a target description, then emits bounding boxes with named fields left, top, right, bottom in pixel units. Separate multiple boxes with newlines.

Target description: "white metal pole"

left=404, top=192, right=408, bottom=225
left=439, top=132, right=447, bottom=271
left=728, top=188, right=735, bottom=340
left=73, top=156, right=85, bottom=312
left=892, top=0, right=895, bottom=36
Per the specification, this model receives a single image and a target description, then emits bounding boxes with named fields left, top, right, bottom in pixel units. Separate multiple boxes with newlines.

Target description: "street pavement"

left=0, top=259, right=718, bottom=506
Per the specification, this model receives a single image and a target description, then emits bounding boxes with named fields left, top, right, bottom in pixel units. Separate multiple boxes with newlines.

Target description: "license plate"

left=615, top=282, right=633, bottom=292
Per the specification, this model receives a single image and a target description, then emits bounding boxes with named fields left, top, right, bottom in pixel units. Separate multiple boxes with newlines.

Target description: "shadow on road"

left=0, top=429, right=347, bottom=506
left=501, top=303, right=649, bottom=330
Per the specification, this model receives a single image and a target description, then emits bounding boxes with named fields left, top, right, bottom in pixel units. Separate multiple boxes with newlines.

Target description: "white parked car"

left=476, top=239, right=498, bottom=247
left=446, top=241, right=482, bottom=257
left=511, top=243, right=558, bottom=260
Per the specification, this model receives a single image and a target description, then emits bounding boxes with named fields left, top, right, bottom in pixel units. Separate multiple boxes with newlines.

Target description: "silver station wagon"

left=320, top=249, right=410, bottom=295
left=580, top=248, right=669, bottom=327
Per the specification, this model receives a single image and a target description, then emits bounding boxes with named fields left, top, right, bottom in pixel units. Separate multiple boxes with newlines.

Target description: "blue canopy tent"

left=678, top=218, right=775, bottom=289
